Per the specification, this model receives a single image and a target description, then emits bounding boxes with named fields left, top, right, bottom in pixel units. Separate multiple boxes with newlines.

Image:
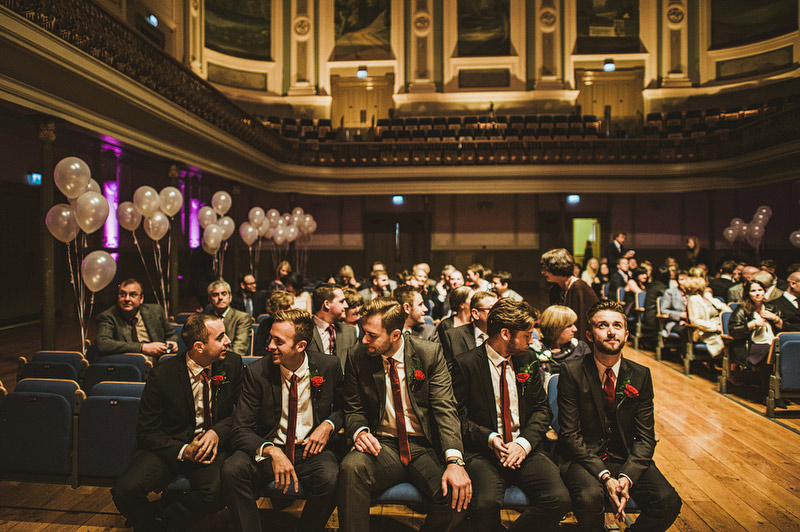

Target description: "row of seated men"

left=96, top=273, right=681, bottom=532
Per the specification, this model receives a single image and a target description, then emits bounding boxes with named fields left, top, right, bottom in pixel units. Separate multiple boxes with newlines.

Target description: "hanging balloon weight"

left=133, top=186, right=160, bottom=217
left=54, top=157, right=91, bottom=199
left=286, top=225, right=299, bottom=242
left=198, top=206, right=217, bottom=229
left=790, top=231, right=800, bottom=248
left=117, top=201, right=142, bottom=231
left=159, top=186, right=183, bottom=217
left=81, top=250, right=117, bottom=292
left=74, top=191, right=109, bottom=234
left=202, top=240, right=220, bottom=255
left=144, top=212, right=170, bottom=240
left=249, top=207, right=265, bottom=227
left=239, top=222, right=259, bottom=246
left=211, top=190, right=232, bottom=215
left=204, top=223, right=224, bottom=249
left=219, top=216, right=235, bottom=240
left=723, top=227, right=737, bottom=243
left=292, top=206, right=305, bottom=218
left=267, top=208, right=280, bottom=226
left=756, top=206, right=772, bottom=219
left=46, top=203, right=80, bottom=243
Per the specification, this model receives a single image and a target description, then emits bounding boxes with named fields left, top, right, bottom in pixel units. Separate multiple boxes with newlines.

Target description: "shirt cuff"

left=353, top=426, right=370, bottom=441
left=598, top=469, right=610, bottom=481
left=513, top=437, right=531, bottom=455
left=444, top=449, right=463, bottom=460
left=255, top=442, right=274, bottom=462
left=618, top=472, right=633, bottom=487
left=323, top=419, right=336, bottom=431
left=178, top=444, right=188, bottom=461
left=488, top=432, right=500, bottom=449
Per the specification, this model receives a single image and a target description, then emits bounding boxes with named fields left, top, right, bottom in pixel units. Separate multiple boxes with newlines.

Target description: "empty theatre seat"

left=18, top=350, right=88, bottom=382
left=77, top=393, right=140, bottom=479
left=83, top=362, right=144, bottom=394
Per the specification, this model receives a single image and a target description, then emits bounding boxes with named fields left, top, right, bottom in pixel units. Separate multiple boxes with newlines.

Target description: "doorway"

left=331, top=74, right=394, bottom=129
left=576, top=68, right=644, bottom=134
left=362, top=212, right=430, bottom=275
left=573, top=218, right=601, bottom=267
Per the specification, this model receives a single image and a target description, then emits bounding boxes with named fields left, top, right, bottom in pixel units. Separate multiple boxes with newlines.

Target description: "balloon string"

left=157, top=240, right=168, bottom=317
left=152, top=240, right=166, bottom=313
left=133, top=230, right=159, bottom=303
left=165, top=231, right=171, bottom=316
left=79, top=234, right=87, bottom=352
left=66, top=241, right=85, bottom=354
left=220, top=241, right=227, bottom=280
left=249, top=244, right=254, bottom=275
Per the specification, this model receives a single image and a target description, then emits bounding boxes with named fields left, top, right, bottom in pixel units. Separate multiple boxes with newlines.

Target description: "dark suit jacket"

left=605, top=242, right=625, bottom=265
left=773, top=295, right=800, bottom=332
left=136, top=352, right=244, bottom=464
left=549, top=280, right=599, bottom=342
left=231, top=290, right=267, bottom=318
left=708, top=277, right=734, bottom=301
left=608, top=270, right=629, bottom=298
left=556, top=354, right=656, bottom=485
left=407, top=323, right=439, bottom=343
left=309, top=321, right=358, bottom=371
left=252, top=317, right=275, bottom=358
left=441, top=324, right=477, bottom=370
left=96, top=303, right=178, bottom=356
left=230, top=351, right=344, bottom=457
left=344, top=334, right=463, bottom=456
left=452, top=345, right=550, bottom=458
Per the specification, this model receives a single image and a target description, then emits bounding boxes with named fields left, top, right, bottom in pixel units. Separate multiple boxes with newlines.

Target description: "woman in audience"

left=268, top=260, right=292, bottom=291
left=434, top=286, right=474, bottom=339
left=685, top=275, right=730, bottom=360
left=686, top=236, right=711, bottom=269
left=343, top=287, right=365, bottom=339
left=643, top=265, right=672, bottom=349
left=729, top=279, right=784, bottom=405
left=252, top=290, right=294, bottom=357
left=536, top=305, right=592, bottom=380
left=627, top=266, right=650, bottom=295
left=596, top=261, right=611, bottom=298
left=282, top=272, right=312, bottom=313
left=581, top=257, right=601, bottom=295
left=337, top=264, right=360, bottom=289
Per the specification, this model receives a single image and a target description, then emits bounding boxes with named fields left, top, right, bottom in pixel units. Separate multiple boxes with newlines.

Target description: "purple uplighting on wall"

left=104, top=181, right=119, bottom=249
left=189, top=199, right=201, bottom=248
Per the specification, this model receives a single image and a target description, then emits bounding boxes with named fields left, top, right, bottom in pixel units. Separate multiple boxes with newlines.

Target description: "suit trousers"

left=222, top=446, right=338, bottom=532
left=338, top=436, right=466, bottom=532
left=112, top=449, right=226, bottom=531
left=564, top=459, right=681, bottom=532
left=466, top=451, right=570, bottom=532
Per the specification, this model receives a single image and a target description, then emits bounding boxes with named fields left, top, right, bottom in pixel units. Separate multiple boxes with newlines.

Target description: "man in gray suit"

left=359, top=270, right=391, bottom=302
left=394, top=284, right=438, bottom=342
left=208, top=280, right=253, bottom=357
left=95, top=278, right=177, bottom=362
left=309, top=283, right=358, bottom=370
left=338, top=297, right=472, bottom=532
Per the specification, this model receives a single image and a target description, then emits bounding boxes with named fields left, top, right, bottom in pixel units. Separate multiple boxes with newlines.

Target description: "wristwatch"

left=446, top=457, right=466, bottom=467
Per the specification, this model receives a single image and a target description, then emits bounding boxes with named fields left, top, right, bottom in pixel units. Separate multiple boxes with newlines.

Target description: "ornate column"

left=39, top=118, right=56, bottom=350
left=187, top=0, right=204, bottom=75
left=535, top=0, right=563, bottom=89
left=408, top=1, right=435, bottom=93
left=662, top=1, right=691, bottom=87
left=288, top=0, right=316, bottom=95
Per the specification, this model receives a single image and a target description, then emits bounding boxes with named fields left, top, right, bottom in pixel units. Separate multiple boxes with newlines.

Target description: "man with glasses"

left=232, top=274, right=266, bottom=318
left=96, top=278, right=178, bottom=362
left=441, top=291, right=498, bottom=370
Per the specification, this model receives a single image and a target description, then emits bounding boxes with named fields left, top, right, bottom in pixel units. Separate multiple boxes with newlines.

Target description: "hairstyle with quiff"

left=266, top=290, right=294, bottom=315
left=492, top=270, right=513, bottom=285
left=540, top=248, right=575, bottom=277
left=393, top=284, right=419, bottom=308
left=361, top=296, right=407, bottom=334
left=540, top=305, right=578, bottom=347
left=586, top=300, right=627, bottom=328
left=272, top=308, right=314, bottom=347
left=448, top=285, right=474, bottom=310
left=207, top=279, right=231, bottom=298
left=486, top=298, right=536, bottom=338
left=467, top=263, right=485, bottom=278
left=343, top=287, right=364, bottom=308
left=470, top=290, right=498, bottom=312
left=683, top=275, right=708, bottom=296
left=181, top=313, right=222, bottom=348
left=312, top=282, right=342, bottom=313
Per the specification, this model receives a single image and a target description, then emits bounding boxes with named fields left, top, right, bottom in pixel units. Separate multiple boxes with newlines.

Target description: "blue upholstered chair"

left=77, top=394, right=140, bottom=481
left=767, top=332, right=800, bottom=418
left=18, top=351, right=88, bottom=382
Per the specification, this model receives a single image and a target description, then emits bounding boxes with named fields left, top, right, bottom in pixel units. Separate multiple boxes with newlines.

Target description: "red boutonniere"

left=309, top=369, right=325, bottom=395
left=624, top=384, right=639, bottom=398
left=616, top=375, right=638, bottom=407
left=211, top=374, right=224, bottom=386
left=515, top=360, right=537, bottom=394
left=409, top=359, right=426, bottom=391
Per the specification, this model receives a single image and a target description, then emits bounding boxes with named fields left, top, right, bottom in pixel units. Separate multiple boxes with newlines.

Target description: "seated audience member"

left=772, top=271, right=800, bottom=331
left=342, top=287, right=365, bottom=339
left=231, top=274, right=267, bottom=318
left=541, top=248, right=598, bottom=341
left=754, top=271, right=783, bottom=302
left=642, top=266, right=672, bottom=347
left=441, top=291, right=498, bottom=369
left=466, top=263, right=491, bottom=291
left=581, top=257, right=602, bottom=296
left=96, top=278, right=178, bottom=362
left=394, top=284, right=438, bottom=342
left=208, top=280, right=253, bottom=357
left=337, top=264, right=360, bottom=290
left=435, top=286, right=474, bottom=340
left=660, top=270, right=691, bottom=348
left=252, top=290, right=294, bottom=358
left=452, top=298, right=570, bottom=532
left=536, top=305, right=592, bottom=380
left=708, top=260, right=737, bottom=301
left=308, top=283, right=358, bottom=371
left=369, top=261, right=398, bottom=292
left=439, top=269, right=466, bottom=317
left=760, top=259, right=788, bottom=291
left=622, top=266, right=649, bottom=315
left=605, top=232, right=626, bottom=266
left=358, top=269, right=391, bottom=302
left=685, top=236, right=710, bottom=269
left=729, top=279, right=785, bottom=405
left=607, top=258, right=631, bottom=298
left=685, top=276, right=730, bottom=359
left=222, top=310, right=343, bottom=532
left=557, top=301, right=682, bottom=531
left=430, top=265, right=456, bottom=318
left=596, top=262, right=611, bottom=298
left=113, top=313, right=244, bottom=531
left=283, top=273, right=312, bottom=313
left=491, top=271, right=523, bottom=302
left=727, top=265, right=759, bottom=303
left=268, top=260, right=292, bottom=292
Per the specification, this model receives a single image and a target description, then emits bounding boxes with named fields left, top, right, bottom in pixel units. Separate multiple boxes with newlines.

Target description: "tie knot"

left=500, top=360, right=508, bottom=371
left=291, top=373, right=298, bottom=383
left=202, top=368, right=210, bottom=380
left=328, top=324, right=335, bottom=334
left=605, top=367, right=615, bottom=380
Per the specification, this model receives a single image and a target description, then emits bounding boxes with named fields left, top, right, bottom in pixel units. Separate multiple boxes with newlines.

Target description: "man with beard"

left=557, top=301, right=681, bottom=531
left=308, top=283, right=358, bottom=371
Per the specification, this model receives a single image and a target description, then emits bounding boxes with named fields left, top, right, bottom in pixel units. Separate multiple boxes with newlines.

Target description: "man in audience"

left=231, top=274, right=266, bottom=318
left=661, top=270, right=690, bottom=348
left=343, top=287, right=365, bottom=339
left=541, top=248, right=598, bottom=341
left=557, top=300, right=681, bottom=531
left=760, top=259, right=788, bottom=291
left=208, top=280, right=253, bottom=357
left=605, top=232, right=626, bottom=266
left=309, top=283, right=358, bottom=370
left=394, top=284, right=438, bottom=342
left=441, top=291, right=498, bottom=368
left=727, top=265, right=759, bottom=303
left=370, top=261, right=398, bottom=292
left=773, top=271, right=800, bottom=331
left=708, top=260, right=737, bottom=301
left=492, top=271, right=523, bottom=302
left=338, top=297, right=472, bottom=532
left=452, top=298, right=570, bottom=532
left=95, top=278, right=178, bottom=362
left=466, top=263, right=491, bottom=291
left=113, top=313, right=244, bottom=531
left=252, top=290, right=295, bottom=358
left=359, top=270, right=391, bottom=302
left=754, top=271, right=783, bottom=302
left=222, top=309, right=343, bottom=532
left=607, top=257, right=631, bottom=298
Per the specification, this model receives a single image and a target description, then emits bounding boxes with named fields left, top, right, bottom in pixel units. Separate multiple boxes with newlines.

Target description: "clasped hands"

left=490, top=435, right=526, bottom=469
left=183, top=429, right=219, bottom=464
left=263, top=423, right=334, bottom=494
left=604, top=475, right=631, bottom=521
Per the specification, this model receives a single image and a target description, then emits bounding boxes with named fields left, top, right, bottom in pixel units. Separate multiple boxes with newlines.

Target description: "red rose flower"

left=310, top=375, right=324, bottom=387
left=211, top=374, right=224, bottom=385
left=516, top=372, right=530, bottom=383
left=414, top=370, right=425, bottom=382
left=624, top=384, right=639, bottom=398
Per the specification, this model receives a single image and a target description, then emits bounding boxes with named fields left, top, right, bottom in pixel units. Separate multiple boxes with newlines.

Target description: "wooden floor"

left=2, top=319, right=800, bottom=530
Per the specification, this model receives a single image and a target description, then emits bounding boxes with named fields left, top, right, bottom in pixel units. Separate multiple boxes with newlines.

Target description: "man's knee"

left=570, top=484, right=604, bottom=515
left=340, top=451, right=372, bottom=484
left=659, top=488, right=682, bottom=519
left=541, top=482, right=572, bottom=515
left=221, top=452, right=251, bottom=487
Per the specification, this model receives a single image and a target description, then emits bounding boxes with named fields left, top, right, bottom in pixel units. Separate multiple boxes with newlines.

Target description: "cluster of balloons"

left=199, top=191, right=234, bottom=254
left=722, top=205, right=772, bottom=248
left=118, top=184, right=183, bottom=241
left=45, top=157, right=117, bottom=292
left=239, top=206, right=318, bottom=247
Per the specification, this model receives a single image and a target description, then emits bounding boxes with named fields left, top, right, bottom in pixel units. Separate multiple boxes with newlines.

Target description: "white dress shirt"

left=784, top=291, right=798, bottom=308
left=313, top=315, right=333, bottom=354
left=592, top=356, right=632, bottom=485
left=178, top=355, right=213, bottom=460
left=474, top=326, right=488, bottom=346
left=485, top=344, right=531, bottom=455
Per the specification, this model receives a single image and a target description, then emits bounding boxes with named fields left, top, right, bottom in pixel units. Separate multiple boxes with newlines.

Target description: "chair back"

left=656, top=296, right=664, bottom=315
left=602, top=283, right=610, bottom=299
left=242, top=356, right=260, bottom=366
left=173, top=312, right=193, bottom=324
left=729, top=302, right=739, bottom=312
left=256, top=313, right=271, bottom=324
left=15, top=378, right=83, bottom=408
left=616, top=287, right=626, bottom=303
left=636, top=291, right=646, bottom=310
left=776, top=333, right=800, bottom=393
left=159, top=354, right=176, bottom=364
left=20, top=361, right=78, bottom=381
left=172, top=324, right=187, bottom=353
left=78, top=395, right=140, bottom=478
left=98, top=353, right=150, bottom=376
left=90, top=381, right=145, bottom=398
left=83, top=364, right=143, bottom=394
left=251, top=324, right=259, bottom=356
left=547, top=374, right=560, bottom=433
left=33, top=351, right=87, bottom=375
left=721, top=311, right=732, bottom=336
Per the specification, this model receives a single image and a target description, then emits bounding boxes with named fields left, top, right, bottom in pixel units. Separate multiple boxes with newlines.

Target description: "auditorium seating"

left=83, top=353, right=149, bottom=394
left=718, top=311, right=734, bottom=394
left=17, top=350, right=88, bottom=382
left=766, top=332, right=800, bottom=418
left=655, top=297, right=683, bottom=361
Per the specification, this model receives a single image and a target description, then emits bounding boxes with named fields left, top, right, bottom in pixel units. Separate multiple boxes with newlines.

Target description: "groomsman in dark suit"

left=113, top=313, right=244, bottom=531
left=452, top=298, right=570, bottom=532
left=95, top=278, right=178, bottom=361
left=308, top=283, right=358, bottom=370
left=231, top=274, right=267, bottom=318
left=441, top=291, right=498, bottom=368
left=338, top=297, right=472, bottom=532
left=394, top=284, right=439, bottom=342
left=557, top=300, right=681, bottom=531
left=773, top=271, right=800, bottom=331
left=222, top=309, right=343, bottom=532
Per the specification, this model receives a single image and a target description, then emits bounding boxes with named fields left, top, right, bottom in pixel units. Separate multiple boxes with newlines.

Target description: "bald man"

left=727, top=266, right=759, bottom=303
left=772, top=272, right=800, bottom=331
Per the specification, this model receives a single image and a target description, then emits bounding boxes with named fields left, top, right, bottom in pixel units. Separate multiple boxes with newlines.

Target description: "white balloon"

left=286, top=225, right=299, bottom=242
left=133, top=186, right=160, bottom=217
left=198, top=206, right=217, bottom=229
left=723, top=227, right=737, bottom=243
left=211, top=190, right=232, bottom=215
left=54, top=157, right=91, bottom=199
left=292, top=207, right=305, bottom=217
left=81, top=250, right=117, bottom=292
left=258, top=219, right=271, bottom=237
left=87, top=179, right=101, bottom=194
left=248, top=207, right=265, bottom=227
left=790, top=231, right=800, bottom=248
left=218, top=216, right=235, bottom=240
left=307, top=220, right=318, bottom=233
left=273, top=229, right=286, bottom=245
left=117, top=201, right=142, bottom=232
left=46, top=204, right=80, bottom=243
left=267, top=208, right=280, bottom=224
left=301, top=214, right=313, bottom=231
left=159, top=186, right=183, bottom=217
left=282, top=213, right=292, bottom=224
left=202, top=240, right=220, bottom=255
left=756, top=205, right=772, bottom=219
left=291, top=213, right=301, bottom=226
left=204, top=223, right=223, bottom=249
left=276, top=217, right=286, bottom=227
left=144, top=211, right=170, bottom=240
left=239, top=222, right=259, bottom=246
left=74, top=191, right=109, bottom=234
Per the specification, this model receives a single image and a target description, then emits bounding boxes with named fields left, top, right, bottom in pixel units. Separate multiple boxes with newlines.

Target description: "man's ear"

left=500, top=327, right=511, bottom=342
left=585, top=328, right=594, bottom=343
left=295, top=339, right=308, bottom=353
left=390, top=329, right=402, bottom=342
left=193, top=340, right=204, bottom=353
left=403, top=302, right=412, bottom=315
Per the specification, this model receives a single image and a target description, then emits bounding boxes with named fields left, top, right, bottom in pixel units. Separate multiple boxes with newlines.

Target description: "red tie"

left=285, top=374, right=298, bottom=463
left=604, top=368, right=616, bottom=407
left=328, top=324, right=337, bottom=357
left=388, top=358, right=411, bottom=466
left=201, top=369, right=212, bottom=430
left=499, top=361, right=513, bottom=443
